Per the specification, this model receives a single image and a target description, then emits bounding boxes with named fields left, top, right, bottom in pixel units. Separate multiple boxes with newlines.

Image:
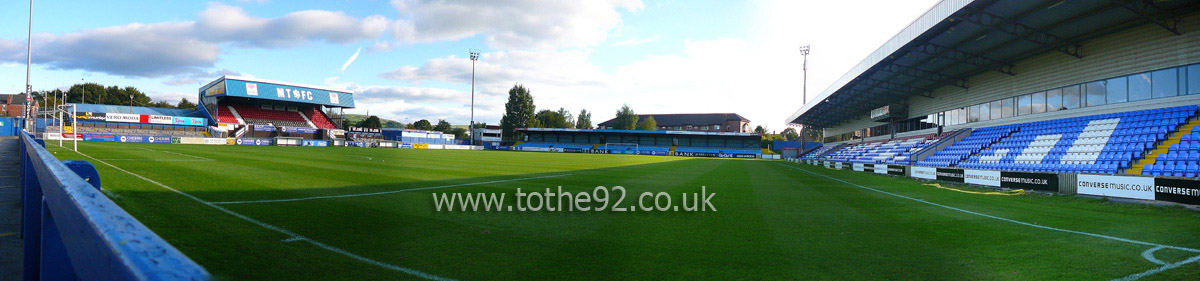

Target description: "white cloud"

left=341, top=47, right=362, bottom=72
left=0, top=3, right=388, bottom=78
left=388, top=0, right=644, bottom=49
left=611, top=34, right=660, bottom=47
left=374, top=37, right=806, bottom=129
left=196, top=4, right=388, bottom=48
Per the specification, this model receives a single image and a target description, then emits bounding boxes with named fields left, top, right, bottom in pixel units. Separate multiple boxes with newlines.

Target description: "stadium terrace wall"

left=793, top=159, right=1200, bottom=206
left=823, top=12, right=1200, bottom=138
left=19, top=132, right=210, bottom=280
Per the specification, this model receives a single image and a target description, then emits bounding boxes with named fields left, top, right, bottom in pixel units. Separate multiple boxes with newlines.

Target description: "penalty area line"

left=211, top=173, right=574, bottom=205
left=70, top=148, right=454, bottom=281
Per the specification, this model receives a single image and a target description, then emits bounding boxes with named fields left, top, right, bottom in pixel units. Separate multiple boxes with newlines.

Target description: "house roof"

left=597, top=113, right=749, bottom=127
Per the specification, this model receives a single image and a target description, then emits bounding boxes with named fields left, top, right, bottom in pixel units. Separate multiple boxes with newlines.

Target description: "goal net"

left=604, top=143, right=639, bottom=154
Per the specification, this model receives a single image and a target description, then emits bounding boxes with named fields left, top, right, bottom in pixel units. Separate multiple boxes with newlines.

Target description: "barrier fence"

left=19, top=132, right=210, bottom=280
left=791, top=159, right=1200, bottom=205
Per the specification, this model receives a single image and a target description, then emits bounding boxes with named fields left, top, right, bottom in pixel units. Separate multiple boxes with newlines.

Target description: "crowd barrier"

left=19, top=132, right=210, bottom=280
left=792, top=159, right=1200, bottom=205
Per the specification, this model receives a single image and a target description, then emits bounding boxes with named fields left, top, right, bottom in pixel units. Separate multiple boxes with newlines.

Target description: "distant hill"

left=341, top=114, right=404, bottom=128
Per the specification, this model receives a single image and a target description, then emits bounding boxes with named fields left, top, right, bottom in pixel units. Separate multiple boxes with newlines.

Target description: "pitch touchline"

left=69, top=148, right=454, bottom=281
left=211, top=174, right=574, bottom=205
left=773, top=163, right=1200, bottom=253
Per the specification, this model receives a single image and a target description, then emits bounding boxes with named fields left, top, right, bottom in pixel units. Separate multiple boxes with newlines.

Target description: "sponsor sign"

left=178, top=137, right=205, bottom=145
left=348, top=126, right=382, bottom=134
left=935, top=168, right=965, bottom=183
left=400, top=143, right=414, bottom=149
left=329, top=92, right=339, bottom=104
left=81, top=133, right=114, bottom=142
left=413, top=143, right=429, bottom=149
left=282, top=126, right=318, bottom=134
left=912, top=166, right=937, bottom=180
left=999, top=171, right=1058, bottom=191
left=873, top=164, right=888, bottom=174
left=1077, top=174, right=1155, bottom=201
left=886, top=165, right=905, bottom=176
left=254, top=125, right=276, bottom=132
left=235, top=138, right=272, bottom=146
left=148, top=115, right=173, bottom=125
left=834, top=162, right=843, bottom=170
left=302, top=140, right=329, bottom=147
left=1153, top=178, right=1200, bottom=205
left=106, top=113, right=140, bottom=123
left=964, top=169, right=1001, bottom=186
left=203, top=138, right=226, bottom=145
left=147, top=136, right=172, bottom=143
left=246, top=83, right=258, bottom=96
left=75, top=112, right=107, bottom=121
left=853, top=163, right=865, bottom=172
left=173, top=116, right=206, bottom=126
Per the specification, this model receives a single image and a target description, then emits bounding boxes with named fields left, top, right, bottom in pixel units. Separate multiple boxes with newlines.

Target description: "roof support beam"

left=1112, top=0, right=1181, bottom=35
left=880, top=63, right=968, bottom=89
left=954, top=10, right=1083, bottom=58
left=854, top=77, right=935, bottom=99
left=908, top=42, right=1015, bottom=76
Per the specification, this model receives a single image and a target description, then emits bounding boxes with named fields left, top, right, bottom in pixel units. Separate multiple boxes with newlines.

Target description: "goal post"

left=604, top=143, right=639, bottom=154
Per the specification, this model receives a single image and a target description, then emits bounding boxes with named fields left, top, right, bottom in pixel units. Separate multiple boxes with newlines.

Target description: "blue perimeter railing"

left=19, top=132, right=210, bottom=281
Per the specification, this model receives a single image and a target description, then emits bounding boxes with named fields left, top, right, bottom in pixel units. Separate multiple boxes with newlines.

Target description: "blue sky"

left=1, top=0, right=939, bottom=130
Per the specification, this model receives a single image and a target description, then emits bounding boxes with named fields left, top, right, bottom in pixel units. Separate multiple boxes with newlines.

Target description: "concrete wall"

left=825, top=12, right=1200, bottom=137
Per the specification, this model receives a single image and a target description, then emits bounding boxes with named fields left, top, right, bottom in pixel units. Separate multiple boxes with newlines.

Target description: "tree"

left=754, top=125, right=768, bottom=135
left=357, top=115, right=382, bottom=128
left=557, top=107, right=575, bottom=128
left=449, top=127, right=469, bottom=140
left=413, top=119, right=433, bottom=130
left=527, top=118, right=543, bottom=129
left=637, top=115, right=657, bottom=130
left=176, top=98, right=197, bottom=110
left=575, top=109, right=592, bottom=129
left=433, top=119, right=452, bottom=132
left=612, top=104, right=638, bottom=130
left=500, top=84, right=535, bottom=141
left=472, top=123, right=488, bottom=129
left=781, top=127, right=800, bottom=141
left=533, top=109, right=571, bottom=128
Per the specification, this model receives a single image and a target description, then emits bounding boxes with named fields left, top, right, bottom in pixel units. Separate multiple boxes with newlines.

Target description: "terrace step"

left=1127, top=120, right=1200, bottom=174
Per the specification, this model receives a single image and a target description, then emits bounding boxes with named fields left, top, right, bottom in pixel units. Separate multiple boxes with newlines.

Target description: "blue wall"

left=0, top=117, right=18, bottom=137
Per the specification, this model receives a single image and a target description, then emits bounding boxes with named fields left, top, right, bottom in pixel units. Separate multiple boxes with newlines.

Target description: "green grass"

left=47, top=141, right=1200, bottom=280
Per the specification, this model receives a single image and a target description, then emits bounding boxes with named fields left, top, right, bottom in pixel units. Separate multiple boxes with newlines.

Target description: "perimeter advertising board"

left=964, top=169, right=1001, bottom=186
left=912, top=166, right=936, bottom=180
left=1076, top=174, right=1200, bottom=204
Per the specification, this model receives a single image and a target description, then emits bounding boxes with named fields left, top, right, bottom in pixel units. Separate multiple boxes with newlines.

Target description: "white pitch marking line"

left=98, top=159, right=214, bottom=162
left=1112, top=254, right=1200, bottom=281
left=353, top=155, right=373, bottom=160
left=70, top=148, right=454, bottom=281
left=776, top=163, right=1200, bottom=280
left=1141, top=246, right=1166, bottom=265
left=774, top=163, right=1200, bottom=253
left=138, top=147, right=215, bottom=161
left=211, top=173, right=574, bottom=205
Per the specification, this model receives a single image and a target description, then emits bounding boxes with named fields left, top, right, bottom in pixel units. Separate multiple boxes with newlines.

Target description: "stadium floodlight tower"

left=797, top=45, right=812, bottom=142
left=469, top=48, right=480, bottom=145
left=23, top=0, right=33, bottom=132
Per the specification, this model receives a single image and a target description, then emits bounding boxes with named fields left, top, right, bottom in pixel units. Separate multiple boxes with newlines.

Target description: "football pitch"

left=47, top=141, right=1200, bottom=280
